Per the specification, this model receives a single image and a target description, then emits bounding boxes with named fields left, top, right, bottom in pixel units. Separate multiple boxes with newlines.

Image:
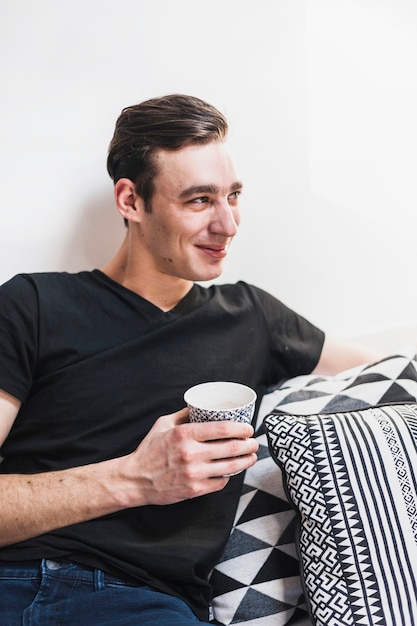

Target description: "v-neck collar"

left=93, top=270, right=207, bottom=318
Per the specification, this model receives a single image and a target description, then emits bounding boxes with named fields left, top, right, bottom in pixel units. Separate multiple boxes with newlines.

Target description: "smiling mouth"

left=196, top=244, right=228, bottom=258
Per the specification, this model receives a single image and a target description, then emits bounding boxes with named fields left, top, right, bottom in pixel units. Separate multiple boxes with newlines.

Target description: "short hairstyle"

left=107, top=94, right=228, bottom=212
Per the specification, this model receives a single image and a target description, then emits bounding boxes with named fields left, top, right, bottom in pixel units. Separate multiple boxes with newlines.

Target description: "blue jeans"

left=0, top=559, right=214, bottom=625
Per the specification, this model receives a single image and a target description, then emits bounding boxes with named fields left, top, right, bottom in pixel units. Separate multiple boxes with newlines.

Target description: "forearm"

left=0, top=458, right=129, bottom=548
left=313, top=334, right=386, bottom=376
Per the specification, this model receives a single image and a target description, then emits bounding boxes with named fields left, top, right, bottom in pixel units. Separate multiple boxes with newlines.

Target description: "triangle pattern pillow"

left=210, top=401, right=310, bottom=626
left=210, top=353, right=417, bottom=626
left=269, top=354, right=417, bottom=416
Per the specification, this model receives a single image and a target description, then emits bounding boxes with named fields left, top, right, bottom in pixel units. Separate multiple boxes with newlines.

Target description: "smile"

left=195, top=244, right=228, bottom=259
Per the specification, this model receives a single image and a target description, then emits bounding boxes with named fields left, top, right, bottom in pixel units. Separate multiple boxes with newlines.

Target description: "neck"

left=101, top=236, right=193, bottom=312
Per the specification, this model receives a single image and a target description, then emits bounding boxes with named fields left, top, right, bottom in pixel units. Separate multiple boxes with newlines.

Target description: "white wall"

left=1, top=0, right=417, bottom=345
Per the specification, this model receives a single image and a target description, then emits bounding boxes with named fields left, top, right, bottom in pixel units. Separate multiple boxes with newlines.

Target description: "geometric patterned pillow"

left=264, top=402, right=417, bottom=626
left=210, top=354, right=417, bottom=626
left=266, top=353, right=417, bottom=417
left=210, top=391, right=311, bottom=626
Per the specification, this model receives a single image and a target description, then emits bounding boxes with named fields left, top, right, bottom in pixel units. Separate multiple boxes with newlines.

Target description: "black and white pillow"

left=263, top=355, right=417, bottom=626
left=210, top=387, right=312, bottom=626
left=210, top=354, right=417, bottom=626
left=266, top=353, right=417, bottom=416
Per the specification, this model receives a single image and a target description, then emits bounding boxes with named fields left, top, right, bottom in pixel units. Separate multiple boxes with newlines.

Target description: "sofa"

left=209, top=352, right=417, bottom=626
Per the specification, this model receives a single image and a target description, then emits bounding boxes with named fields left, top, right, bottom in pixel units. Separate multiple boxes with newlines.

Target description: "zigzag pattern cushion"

left=264, top=355, right=417, bottom=626
left=210, top=354, right=417, bottom=626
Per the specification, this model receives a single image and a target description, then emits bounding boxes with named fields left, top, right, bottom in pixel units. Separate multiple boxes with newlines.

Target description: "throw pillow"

left=210, top=390, right=310, bottom=626
left=264, top=403, right=417, bottom=626
left=267, top=353, right=417, bottom=416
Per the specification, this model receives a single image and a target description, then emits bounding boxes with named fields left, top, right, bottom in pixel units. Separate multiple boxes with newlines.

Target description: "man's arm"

left=0, top=389, right=20, bottom=443
left=313, top=334, right=386, bottom=376
left=0, top=392, right=258, bottom=548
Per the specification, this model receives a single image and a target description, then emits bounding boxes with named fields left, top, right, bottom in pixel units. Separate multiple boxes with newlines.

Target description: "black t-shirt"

left=0, top=271, right=324, bottom=619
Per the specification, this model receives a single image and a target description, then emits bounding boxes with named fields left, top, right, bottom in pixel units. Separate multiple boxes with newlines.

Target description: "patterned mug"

left=184, top=381, right=257, bottom=424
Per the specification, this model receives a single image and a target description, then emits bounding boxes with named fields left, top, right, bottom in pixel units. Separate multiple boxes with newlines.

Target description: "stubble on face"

left=137, top=142, right=241, bottom=283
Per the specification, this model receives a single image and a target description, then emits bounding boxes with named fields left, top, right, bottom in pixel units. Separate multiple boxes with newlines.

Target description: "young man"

left=0, top=94, right=379, bottom=625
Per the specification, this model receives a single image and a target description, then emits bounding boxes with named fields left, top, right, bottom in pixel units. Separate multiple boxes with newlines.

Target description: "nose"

left=210, top=201, right=239, bottom=237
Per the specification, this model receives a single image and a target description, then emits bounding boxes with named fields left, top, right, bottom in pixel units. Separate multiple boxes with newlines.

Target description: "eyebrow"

left=179, top=181, right=243, bottom=199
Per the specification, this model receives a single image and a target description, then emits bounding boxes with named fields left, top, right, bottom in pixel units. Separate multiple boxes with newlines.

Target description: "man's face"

left=136, top=141, right=242, bottom=282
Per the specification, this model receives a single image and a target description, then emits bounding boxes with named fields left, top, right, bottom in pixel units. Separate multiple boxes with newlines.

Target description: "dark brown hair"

left=107, top=94, right=228, bottom=212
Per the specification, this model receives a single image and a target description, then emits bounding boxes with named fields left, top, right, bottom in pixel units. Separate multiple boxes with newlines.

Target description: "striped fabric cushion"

left=264, top=403, right=417, bottom=626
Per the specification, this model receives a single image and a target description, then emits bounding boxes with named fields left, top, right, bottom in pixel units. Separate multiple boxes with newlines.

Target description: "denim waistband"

left=0, top=558, right=144, bottom=587
left=0, top=558, right=210, bottom=625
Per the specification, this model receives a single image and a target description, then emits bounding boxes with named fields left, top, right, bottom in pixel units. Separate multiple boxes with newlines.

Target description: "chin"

left=195, top=267, right=224, bottom=282
left=181, top=259, right=225, bottom=282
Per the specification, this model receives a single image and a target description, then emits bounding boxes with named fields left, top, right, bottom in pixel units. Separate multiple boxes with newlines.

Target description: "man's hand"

left=117, top=408, right=259, bottom=507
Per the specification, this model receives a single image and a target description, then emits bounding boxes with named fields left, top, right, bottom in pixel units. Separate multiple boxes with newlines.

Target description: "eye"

left=188, top=196, right=209, bottom=205
left=228, top=190, right=242, bottom=202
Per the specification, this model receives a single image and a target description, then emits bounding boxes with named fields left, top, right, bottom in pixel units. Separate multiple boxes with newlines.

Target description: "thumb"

left=172, top=406, right=190, bottom=424
left=156, top=406, right=189, bottom=429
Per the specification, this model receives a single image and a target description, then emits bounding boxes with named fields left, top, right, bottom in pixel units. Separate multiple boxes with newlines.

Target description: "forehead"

left=152, top=141, right=240, bottom=194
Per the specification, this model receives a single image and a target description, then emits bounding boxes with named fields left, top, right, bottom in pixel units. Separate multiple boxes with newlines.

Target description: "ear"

left=114, top=178, right=145, bottom=223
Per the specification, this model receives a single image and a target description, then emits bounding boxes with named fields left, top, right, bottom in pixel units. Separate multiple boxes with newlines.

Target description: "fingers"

left=206, top=437, right=259, bottom=478
left=212, top=451, right=258, bottom=478
left=164, top=411, right=258, bottom=467
left=156, top=409, right=255, bottom=441
left=190, top=419, right=254, bottom=442
left=207, top=434, right=259, bottom=460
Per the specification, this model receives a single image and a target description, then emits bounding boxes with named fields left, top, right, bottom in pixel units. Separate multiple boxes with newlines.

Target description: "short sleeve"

left=249, top=284, right=325, bottom=379
left=0, top=275, right=39, bottom=401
